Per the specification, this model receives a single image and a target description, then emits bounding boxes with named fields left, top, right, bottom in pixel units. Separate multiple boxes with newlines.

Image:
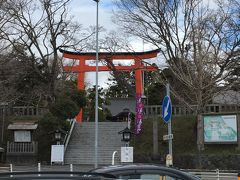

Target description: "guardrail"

left=2, top=164, right=239, bottom=179
left=0, top=164, right=11, bottom=173
left=188, top=169, right=238, bottom=180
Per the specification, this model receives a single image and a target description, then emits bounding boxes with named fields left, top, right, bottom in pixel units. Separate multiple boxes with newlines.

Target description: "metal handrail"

left=0, top=164, right=11, bottom=173
left=112, top=151, right=119, bottom=165
left=64, top=119, right=76, bottom=153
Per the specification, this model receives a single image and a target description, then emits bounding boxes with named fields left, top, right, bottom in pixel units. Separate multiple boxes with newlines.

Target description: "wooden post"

left=197, top=114, right=204, bottom=151
left=153, top=119, right=159, bottom=156
left=237, top=114, right=240, bottom=150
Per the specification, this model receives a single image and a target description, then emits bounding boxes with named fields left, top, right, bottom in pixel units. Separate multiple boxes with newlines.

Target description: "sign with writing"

left=135, top=94, right=144, bottom=134
left=51, top=145, right=64, bottom=164
left=121, top=147, right=133, bottom=163
left=163, top=134, right=174, bottom=141
left=204, top=115, right=237, bottom=143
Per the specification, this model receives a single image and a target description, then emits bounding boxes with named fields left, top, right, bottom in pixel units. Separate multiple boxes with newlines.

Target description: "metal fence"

left=0, top=165, right=11, bottom=173
left=0, top=163, right=93, bottom=173
left=189, top=169, right=238, bottom=180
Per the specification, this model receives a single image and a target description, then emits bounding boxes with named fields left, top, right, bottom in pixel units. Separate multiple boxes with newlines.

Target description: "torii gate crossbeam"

left=60, top=48, right=160, bottom=133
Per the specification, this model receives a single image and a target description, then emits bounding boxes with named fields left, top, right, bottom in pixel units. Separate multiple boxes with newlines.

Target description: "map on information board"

left=204, top=115, right=237, bottom=143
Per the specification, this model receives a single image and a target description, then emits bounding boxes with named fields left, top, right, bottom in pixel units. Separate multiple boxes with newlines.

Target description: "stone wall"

left=6, top=155, right=38, bottom=165
left=135, top=154, right=240, bottom=170
left=174, top=154, right=240, bottom=170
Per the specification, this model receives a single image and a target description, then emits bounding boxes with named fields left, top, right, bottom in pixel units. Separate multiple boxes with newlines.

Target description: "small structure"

left=107, top=108, right=131, bottom=121
left=6, top=121, right=38, bottom=164
left=104, top=98, right=136, bottom=117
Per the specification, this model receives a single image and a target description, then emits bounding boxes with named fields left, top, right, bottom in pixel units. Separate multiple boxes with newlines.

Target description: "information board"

left=204, top=115, right=237, bottom=143
left=51, top=145, right=64, bottom=164
left=121, top=147, right=133, bottom=163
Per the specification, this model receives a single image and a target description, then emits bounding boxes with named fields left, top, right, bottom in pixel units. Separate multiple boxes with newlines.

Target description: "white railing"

left=188, top=169, right=238, bottom=180
left=2, top=164, right=239, bottom=179
left=64, top=119, right=76, bottom=153
left=0, top=164, right=11, bottom=172
left=112, top=151, right=119, bottom=165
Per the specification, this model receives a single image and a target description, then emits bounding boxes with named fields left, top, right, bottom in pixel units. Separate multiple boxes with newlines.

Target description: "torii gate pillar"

left=60, top=49, right=160, bottom=132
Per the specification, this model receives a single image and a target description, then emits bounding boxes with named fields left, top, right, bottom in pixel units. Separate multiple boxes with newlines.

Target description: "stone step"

left=64, top=122, right=127, bottom=165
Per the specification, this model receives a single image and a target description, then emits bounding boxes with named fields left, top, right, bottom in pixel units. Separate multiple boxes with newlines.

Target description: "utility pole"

left=166, top=83, right=173, bottom=157
left=162, top=83, right=173, bottom=166
left=93, top=0, right=100, bottom=168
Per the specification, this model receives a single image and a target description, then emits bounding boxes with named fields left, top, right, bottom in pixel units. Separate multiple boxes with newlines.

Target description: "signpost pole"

left=93, top=0, right=99, bottom=169
left=166, top=83, right=173, bottom=160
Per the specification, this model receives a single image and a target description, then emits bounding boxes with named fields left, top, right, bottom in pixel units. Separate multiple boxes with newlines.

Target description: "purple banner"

left=135, top=93, right=144, bottom=134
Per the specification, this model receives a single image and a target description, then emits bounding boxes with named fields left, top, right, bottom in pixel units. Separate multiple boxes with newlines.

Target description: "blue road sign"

left=162, top=95, right=172, bottom=123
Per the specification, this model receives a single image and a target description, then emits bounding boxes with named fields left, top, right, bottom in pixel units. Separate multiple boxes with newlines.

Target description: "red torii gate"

left=60, top=49, right=160, bottom=128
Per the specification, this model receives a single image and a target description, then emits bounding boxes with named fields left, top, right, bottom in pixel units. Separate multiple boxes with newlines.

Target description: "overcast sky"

left=70, top=0, right=116, bottom=33
left=68, top=0, right=153, bottom=88
left=66, top=0, right=219, bottom=89
left=68, top=0, right=116, bottom=88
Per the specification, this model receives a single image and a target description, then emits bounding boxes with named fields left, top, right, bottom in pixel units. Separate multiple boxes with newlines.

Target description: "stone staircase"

left=64, top=122, right=127, bottom=166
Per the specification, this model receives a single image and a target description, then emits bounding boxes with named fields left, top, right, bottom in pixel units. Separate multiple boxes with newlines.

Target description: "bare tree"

left=0, top=0, right=12, bottom=52
left=0, top=0, right=93, bottom=105
left=114, top=0, right=239, bottom=109
left=100, top=31, right=136, bottom=96
left=113, top=0, right=240, bottom=150
left=84, top=30, right=137, bottom=96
